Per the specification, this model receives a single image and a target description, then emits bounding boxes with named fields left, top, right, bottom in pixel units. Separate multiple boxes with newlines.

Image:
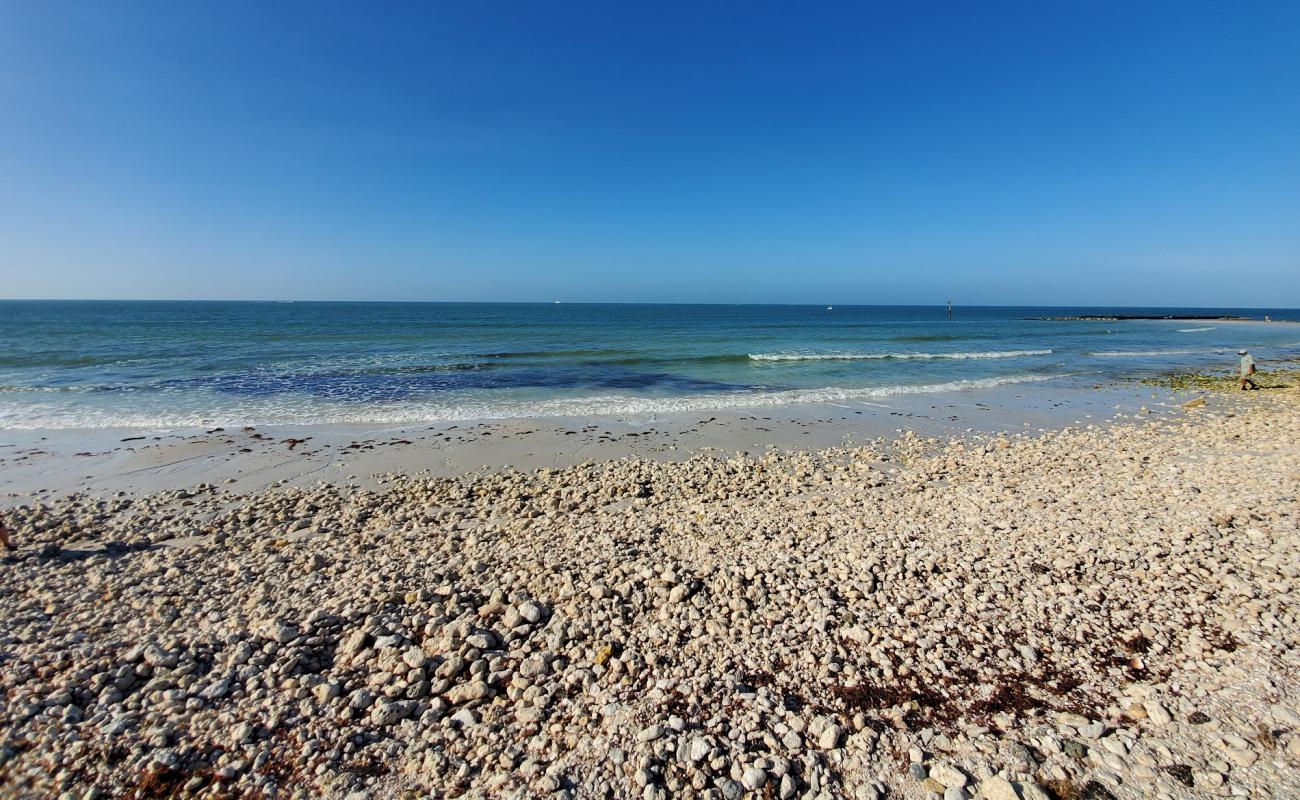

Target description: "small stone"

left=518, top=602, right=545, bottom=624
left=1077, top=722, right=1106, bottom=739
left=980, top=776, right=1019, bottom=800
left=370, top=700, right=400, bottom=726
left=402, top=646, right=428, bottom=669
left=231, top=722, right=254, bottom=745
left=339, top=630, right=369, bottom=657
left=143, top=644, right=177, bottom=668
left=264, top=621, right=298, bottom=644
left=466, top=630, right=499, bottom=650
left=930, top=763, right=968, bottom=789
left=637, top=725, right=665, bottom=743
left=819, top=724, right=843, bottom=750
left=909, top=763, right=929, bottom=780
left=1146, top=702, right=1172, bottom=725
left=678, top=737, right=710, bottom=763
left=349, top=689, right=375, bottom=710
left=312, top=682, right=340, bottom=704
left=1270, top=704, right=1300, bottom=726
left=520, top=654, right=550, bottom=679
left=445, top=680, right=492, bottom=705
left=741, top=766, right=766, bottom=790
left=1020, top=783, right=1052, bottom=800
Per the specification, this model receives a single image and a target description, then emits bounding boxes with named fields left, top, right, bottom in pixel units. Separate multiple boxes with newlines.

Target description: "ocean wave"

left=1176, top=327, right=1217, bottom=333
left=0, top=374, right=1061, bottom=429
left=749, top=349, right=1052, bottom=361
left=254, top=349, right=741, bottom=375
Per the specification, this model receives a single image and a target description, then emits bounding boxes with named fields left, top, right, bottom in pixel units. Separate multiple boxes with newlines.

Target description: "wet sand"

left=2, top=380, right=1173, bottom=503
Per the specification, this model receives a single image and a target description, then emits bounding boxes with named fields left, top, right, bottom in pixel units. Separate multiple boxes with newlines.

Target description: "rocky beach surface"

left=1, top=385, right=1297, bottom=799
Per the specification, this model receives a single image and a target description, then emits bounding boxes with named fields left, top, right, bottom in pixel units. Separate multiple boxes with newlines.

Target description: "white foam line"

left=0, top=375, right=1063, bottom=429
left=1089, top=349, right=1224, bottom=357
left=749, top=349, right=1052, bottom=361
left=1176, top=327, right=1216, bottom=333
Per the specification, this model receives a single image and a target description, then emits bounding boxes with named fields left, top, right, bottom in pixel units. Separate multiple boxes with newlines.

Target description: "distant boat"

left=826, top=306, right=833, bottom=311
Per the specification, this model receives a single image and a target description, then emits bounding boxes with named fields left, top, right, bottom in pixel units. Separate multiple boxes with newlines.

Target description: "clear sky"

left=1, top=1, right=1297, bottom=306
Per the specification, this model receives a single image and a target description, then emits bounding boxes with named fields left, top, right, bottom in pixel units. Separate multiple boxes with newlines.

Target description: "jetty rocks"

left=1, top=391, right=1298, bottom=798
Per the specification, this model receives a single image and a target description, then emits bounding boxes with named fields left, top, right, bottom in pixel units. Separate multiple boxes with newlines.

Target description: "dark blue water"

left=2, top=301, right=1297, bottom=428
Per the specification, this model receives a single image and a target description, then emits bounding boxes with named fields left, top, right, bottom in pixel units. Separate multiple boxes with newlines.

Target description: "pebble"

left=930, top=763, right=968, bottom=789
left=979, top=776, right=1019, bottom=800
left=741, top=766, right=767, bottom=790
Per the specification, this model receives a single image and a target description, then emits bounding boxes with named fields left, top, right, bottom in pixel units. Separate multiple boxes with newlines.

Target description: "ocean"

left=2, top=301, right=1298, bottom=429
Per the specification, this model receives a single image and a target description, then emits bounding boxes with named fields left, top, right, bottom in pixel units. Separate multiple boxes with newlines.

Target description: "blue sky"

left=1, top=1, right=1297, bottom=305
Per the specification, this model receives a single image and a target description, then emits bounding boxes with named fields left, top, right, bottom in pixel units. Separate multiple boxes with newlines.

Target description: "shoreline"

left=2, top=379, right=1174, bottom=504
left=0, top=380, right=1297, bottom=798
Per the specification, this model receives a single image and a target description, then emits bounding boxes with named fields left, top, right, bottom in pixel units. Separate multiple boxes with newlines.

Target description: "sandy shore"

left=1, top=382, right=1298, bottom=799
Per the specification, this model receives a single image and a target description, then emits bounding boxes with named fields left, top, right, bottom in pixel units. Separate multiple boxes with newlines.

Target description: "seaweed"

left=1161, top=764, right=1194, bottom=787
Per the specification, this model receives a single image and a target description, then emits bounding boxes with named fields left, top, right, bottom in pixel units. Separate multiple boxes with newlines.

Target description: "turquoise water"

left=2, top=301, right=1297, bottom=429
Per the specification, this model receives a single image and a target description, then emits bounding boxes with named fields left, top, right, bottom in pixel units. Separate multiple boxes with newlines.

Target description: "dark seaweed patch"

left=1161, top=764, right=1194, bottom=787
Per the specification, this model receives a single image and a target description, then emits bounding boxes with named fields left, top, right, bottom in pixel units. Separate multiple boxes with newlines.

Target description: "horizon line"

left=1, top=298, right=1298, bottom=311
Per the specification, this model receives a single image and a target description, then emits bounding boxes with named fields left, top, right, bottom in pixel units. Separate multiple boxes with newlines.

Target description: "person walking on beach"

left=1239, top=349, right=1258, bottom=390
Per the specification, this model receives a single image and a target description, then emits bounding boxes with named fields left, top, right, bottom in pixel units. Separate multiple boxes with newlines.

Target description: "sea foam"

left=0, top=374, right=1060, bottom=429
left=1089, top=348, right=1224, bottom=357
left=748, top=349, right=1052, bottom=362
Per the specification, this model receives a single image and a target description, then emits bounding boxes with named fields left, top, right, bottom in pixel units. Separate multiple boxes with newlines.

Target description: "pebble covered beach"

left=1, top=384, right=1298, bottom=800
